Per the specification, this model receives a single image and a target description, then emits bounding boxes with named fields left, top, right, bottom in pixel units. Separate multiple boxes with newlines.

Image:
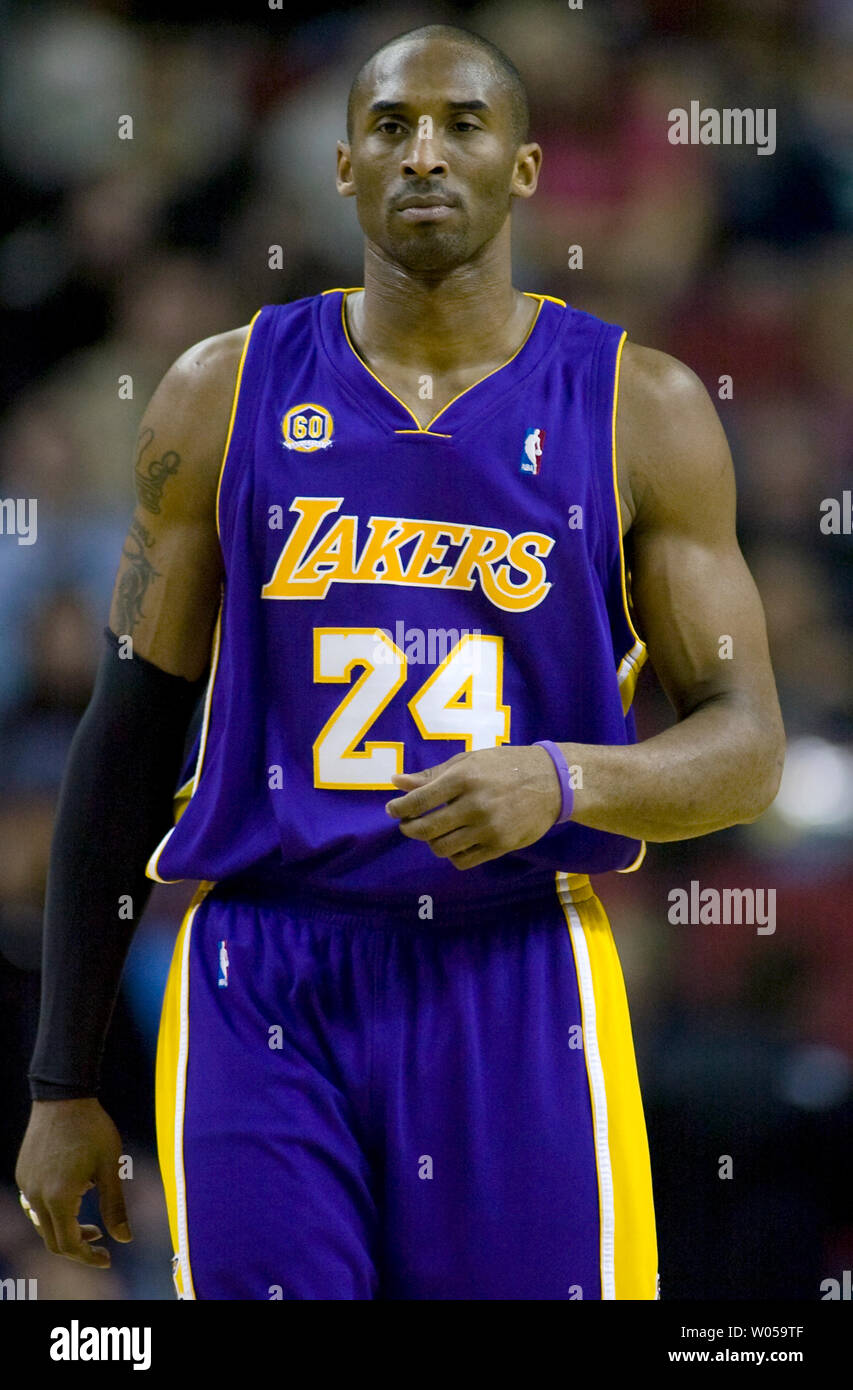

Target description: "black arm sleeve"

left=28, top=628, right=208, bottom=1100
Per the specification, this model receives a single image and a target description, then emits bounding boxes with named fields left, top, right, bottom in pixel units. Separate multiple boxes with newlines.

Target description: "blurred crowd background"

left=0, top=0, right=850, bottom=1299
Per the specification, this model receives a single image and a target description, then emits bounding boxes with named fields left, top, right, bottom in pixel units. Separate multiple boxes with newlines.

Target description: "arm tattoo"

left=134, top=427, right=180, bottom=513
left=114, top=517, right=160, bottom=635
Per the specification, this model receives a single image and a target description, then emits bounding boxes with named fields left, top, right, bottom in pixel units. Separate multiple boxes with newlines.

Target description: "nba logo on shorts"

left=520, top=426, right=545, bottom=475
left=217, top=940, right=229, bottom=988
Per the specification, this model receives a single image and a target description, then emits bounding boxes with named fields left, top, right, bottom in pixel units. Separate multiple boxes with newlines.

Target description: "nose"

left=401, top=129, right=448, bottom=179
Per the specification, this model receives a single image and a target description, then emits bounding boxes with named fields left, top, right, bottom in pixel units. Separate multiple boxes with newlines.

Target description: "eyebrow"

left=368, top=99, right=491, bottom=116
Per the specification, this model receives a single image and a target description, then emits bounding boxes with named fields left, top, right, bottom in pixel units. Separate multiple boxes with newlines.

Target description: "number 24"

left=313, top=628, right=510, bottom=789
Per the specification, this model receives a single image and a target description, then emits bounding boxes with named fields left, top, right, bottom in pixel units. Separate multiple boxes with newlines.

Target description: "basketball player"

left=16, top=25, right=784, bottom=1300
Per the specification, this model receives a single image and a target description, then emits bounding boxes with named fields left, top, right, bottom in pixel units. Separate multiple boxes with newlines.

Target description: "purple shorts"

left=156, top=874, right=657, bottom=1300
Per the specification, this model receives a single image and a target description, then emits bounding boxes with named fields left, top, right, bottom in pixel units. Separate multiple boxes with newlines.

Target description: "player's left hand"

left=386, top=745, right=564, bottom=869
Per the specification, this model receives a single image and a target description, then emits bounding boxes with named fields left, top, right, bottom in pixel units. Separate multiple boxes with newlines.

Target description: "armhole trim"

left=611, top=332, right=648, bottom=875
left=612, top=330, right=648, bottom=713
left=215, top=308, right=263, bottom=542
left=146, top=584, right=224, bottom=884
left=148, top=313, right=260, bottom=885
left=616, top=840, right=647, bottom=874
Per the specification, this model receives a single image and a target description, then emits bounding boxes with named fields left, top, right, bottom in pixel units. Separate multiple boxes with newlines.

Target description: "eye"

left=376, top=119, right=406, bottom=135
left=451, top=121, right=479, bottom=132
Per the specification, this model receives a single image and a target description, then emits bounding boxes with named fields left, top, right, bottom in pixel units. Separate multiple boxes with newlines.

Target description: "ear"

left=336, top=141, right=356, bottom=198
left=510, top=143, right=542, bottom=200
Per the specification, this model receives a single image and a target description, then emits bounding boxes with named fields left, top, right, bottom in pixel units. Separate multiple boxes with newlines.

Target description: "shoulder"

left=619, top=341, right=718, bottom=443
left=144, top=323, right=253, bottom=433
left=617, top=341, right=733, bottom=532
left=147, top=322, right=253, bottom=433
left=132, top=324, right=253, bottom=520
left=164, top=323, right=253, bottom=405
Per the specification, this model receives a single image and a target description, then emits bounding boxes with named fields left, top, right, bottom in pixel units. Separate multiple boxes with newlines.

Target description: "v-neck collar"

left=318, top=286, right=563, bottom=437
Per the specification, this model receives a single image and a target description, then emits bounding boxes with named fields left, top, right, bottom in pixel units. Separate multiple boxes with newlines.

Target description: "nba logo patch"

left=217, top=940, right=229, bottom=988
left=520, top=427, right=545, bottom=475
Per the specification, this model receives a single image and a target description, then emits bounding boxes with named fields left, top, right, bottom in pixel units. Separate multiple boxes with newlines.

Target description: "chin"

left=387, top=230, right=472, bottom=274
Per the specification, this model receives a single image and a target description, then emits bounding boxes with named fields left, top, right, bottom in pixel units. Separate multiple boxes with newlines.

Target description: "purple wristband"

left=534, top=740, right=575, bottom=824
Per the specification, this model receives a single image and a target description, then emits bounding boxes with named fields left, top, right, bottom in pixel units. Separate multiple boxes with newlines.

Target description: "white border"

left=173, top=900, right=199, bottom=1299
left=557, top=875, right=616, bottom=1299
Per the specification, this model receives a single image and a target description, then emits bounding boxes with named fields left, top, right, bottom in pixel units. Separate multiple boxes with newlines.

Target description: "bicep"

left=108, top=329, right=247, bottom=680
left=108, top=501, right=223, bottom=681
left=620, top=344, right=780, bottom=726
left=629, top=522, right=778, bottom=722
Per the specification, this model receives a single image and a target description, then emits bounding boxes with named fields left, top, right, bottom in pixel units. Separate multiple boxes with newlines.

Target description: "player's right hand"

left=15, top=1098, right=133, bottom=1267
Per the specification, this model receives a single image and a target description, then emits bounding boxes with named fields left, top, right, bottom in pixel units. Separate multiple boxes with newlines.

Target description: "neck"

left=351, top=223, right=527, bottom=374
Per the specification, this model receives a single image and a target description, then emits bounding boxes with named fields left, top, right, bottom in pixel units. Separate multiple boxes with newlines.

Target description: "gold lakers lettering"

left=261, top=497, right=553, bottom=612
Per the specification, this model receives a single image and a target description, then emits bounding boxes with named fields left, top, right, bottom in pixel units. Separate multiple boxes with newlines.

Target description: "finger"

left=386, top=766, right=467, bottom=820
left=449, top=845, right=491, bottom=870
left=396, top=805, right=466, bottom=843
left=389, top=751, right=469, bottom=789
left=27, top=1198, right=59, bottom=1255
left=422, top=826, right=481, bottom=859
left=49, top=1200, right=111, bottom=1267
left=97, top=1165, right=132, bottom=1243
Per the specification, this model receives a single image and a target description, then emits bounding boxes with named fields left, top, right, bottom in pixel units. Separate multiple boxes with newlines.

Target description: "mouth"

left=395, top=194, right=458, bottom=223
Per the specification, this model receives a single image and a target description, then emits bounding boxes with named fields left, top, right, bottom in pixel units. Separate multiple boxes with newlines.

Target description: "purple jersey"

left=147, top=289, right=648, bottom=906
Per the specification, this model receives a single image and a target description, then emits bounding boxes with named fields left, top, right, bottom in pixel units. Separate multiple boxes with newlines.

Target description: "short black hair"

left=346, top=24, right=530, bottom=147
